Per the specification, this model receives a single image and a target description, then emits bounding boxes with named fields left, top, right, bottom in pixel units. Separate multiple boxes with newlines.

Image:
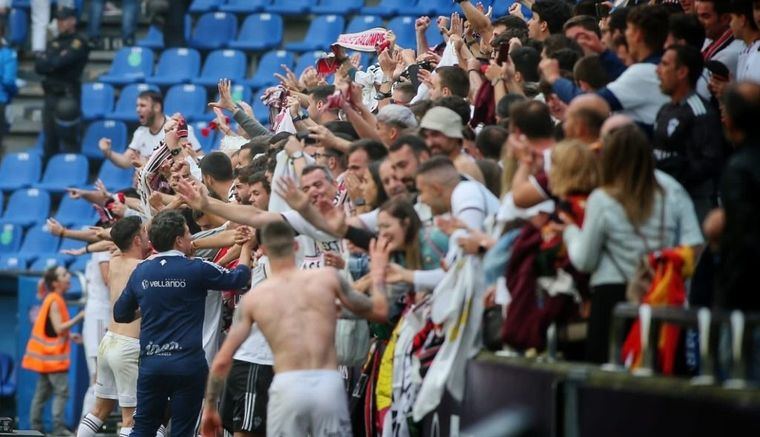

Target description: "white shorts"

left=95, top=332, right=139, bottom=407
left=267, top=369, right=351, bottom=437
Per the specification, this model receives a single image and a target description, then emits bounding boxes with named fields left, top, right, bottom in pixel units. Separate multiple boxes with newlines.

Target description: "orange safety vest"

left=21, top=292, right=71, bottom=373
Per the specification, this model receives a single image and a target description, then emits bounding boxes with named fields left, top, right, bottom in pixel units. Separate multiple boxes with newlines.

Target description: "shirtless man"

left=199, top=221, right=391, bottom=437
left=76, top=216, right=152, bottom=437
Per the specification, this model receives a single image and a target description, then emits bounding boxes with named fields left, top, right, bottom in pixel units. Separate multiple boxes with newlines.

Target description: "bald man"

left=563, top=94, right=611, bottom=148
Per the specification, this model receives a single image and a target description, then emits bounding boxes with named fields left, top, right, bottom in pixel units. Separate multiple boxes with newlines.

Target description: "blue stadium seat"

left=0, top=255, right=28, bottom=270
left=0, top=223, right=23, bottom=254
left=30, top=255, right=70, bottom=272
left=81, top=120, right=128, bottom=160
left=108, top=83, right=160, bottom=122
left=428, top=0, right=458, bottom=16
left=0, top=152, right=41, bottom=191
left=219, top=0, right=270, bottom=13
left=99, top=47, right=155, bottom=85
left=191, top=121, right=217, bottom=153
left=55, top=197, right=97, bottom=228
left=6, top=8, right=28, bottom=46
left=164, top=84, right=208, bottom=121
left=193, top=49, right=247, bottom=87
left=425, top=22, right=444, bottom=48
left=293, top=51, right=326, bottom=77
left=0, top=189, right=50, bottom=227
left=81, top=82, right=115, bottom=121
left=137, top=24, right=164, bottom=49
left=34, top=154, right=89, bottom=193
left=269, top=0, right=315, bottom=16
left=387, top=16, right=417, bottom=49
left=491, top=0, right=532, bottom=21
left=189, top=0, right=223, bottom=12
left=147, top=47, right=201, bottom=86
left=0, top=353, right=15, bottom=397
left=228, top=13, right=283, bottom=52
left=311, top=0, right=363, bottom=15
left=18, top=225, right=61, bottom=262
left=0, top=191, right=3, bottom=211
left=362, top=0, right=409, bottom=17
left=97, top=161, right=135, bottom=192
left=346, top=15, right=383, bottom=34
left=285, top=15, right=345, bottom=53
left=252, top=89, right=270, bottom=125
left=246, top=50, right=295, bottom=90
left=189, top=12, right=238, bottom=50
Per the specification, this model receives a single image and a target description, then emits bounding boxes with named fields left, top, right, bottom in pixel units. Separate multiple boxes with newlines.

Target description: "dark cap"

left=56, top=7, right=77, bottom=20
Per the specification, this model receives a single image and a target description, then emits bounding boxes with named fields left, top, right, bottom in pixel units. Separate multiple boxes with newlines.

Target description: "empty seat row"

left=0, top=222, right=89, bottom=272
left=189, top=0, right=466, bottom=17
left=136, top=12, right=443, bottom=53
left=0, top=153, right=133, bottom=195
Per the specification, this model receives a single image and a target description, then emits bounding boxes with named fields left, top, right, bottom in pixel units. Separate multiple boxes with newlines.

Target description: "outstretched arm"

left=176, top=179, right=282, bottom=229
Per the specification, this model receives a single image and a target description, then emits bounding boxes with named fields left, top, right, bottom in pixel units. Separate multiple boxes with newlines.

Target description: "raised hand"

left=61, top=247, right=87, bottom=256
left=46, top=218, right=65, bottom=237
left=273, top=65, right=303, bottom=92
left=415, top=16, right=431, bottom=33
left=233, top=226, right=254, bottom=246
left=369, top=237, right=392, bottom=282
left=274, top=177, right=310, bottom=213
left=176, top=178, right=210, bottom=211
left=300, top=66, right=320, bottom=89
left=209, top=78, right=236, bottom=112
left=98, top=138, right=112, bottom=155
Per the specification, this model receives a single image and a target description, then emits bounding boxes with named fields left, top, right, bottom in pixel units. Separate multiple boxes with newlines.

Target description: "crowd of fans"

left=16, top=0, right=760, bottom=435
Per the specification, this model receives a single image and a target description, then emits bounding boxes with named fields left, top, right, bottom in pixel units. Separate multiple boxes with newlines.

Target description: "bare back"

left=242, top=268, right=340, bottom=373
left=107, top=254, right=142, bottom=337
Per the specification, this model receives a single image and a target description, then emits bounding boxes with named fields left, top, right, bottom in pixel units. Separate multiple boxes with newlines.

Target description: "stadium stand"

left=54, top=196, right=98, bottom=228
left=33, top=154, right=89, bottom=193
left=310, top=0, right=364, bottom=15
left=269, top=0, right=316, bottom=16
left=188, top=12, right=238, bottom=50
left=246, top=50, right=296, bottom=90
left=147, top=48, right=202, bottom=86
left=108, top=83, right=160, bottom=122
left=80, top=120, right=128, bottom=160
left=99, top=46, right=155, bottom=85
left=284, top=15, right=345, bottom=53
left=164, top=84, right=208, bottom=121
left=228, top=13, right=284, bottom=52
left=0, top=189, right=50, bottom=228
left=0, top=153, right=41, bottom=191
left=193, top=49, right=247, bottom=87
left=81, top=82, right=116, bottom=121
left=97, top=161, right=136, bottom=192
left=220, top=0, right=272, bottom=14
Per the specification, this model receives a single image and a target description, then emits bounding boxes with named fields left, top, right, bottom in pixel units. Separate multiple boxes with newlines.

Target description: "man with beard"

left=98, top=90, right=202, bottom=168
left=419, top=107, right=485, bottom=183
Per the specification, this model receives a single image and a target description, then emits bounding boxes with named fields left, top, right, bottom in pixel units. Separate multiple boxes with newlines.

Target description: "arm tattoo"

left=337, top=272, right=372, bottom=314
left=205, top=374, right=225, bottom=405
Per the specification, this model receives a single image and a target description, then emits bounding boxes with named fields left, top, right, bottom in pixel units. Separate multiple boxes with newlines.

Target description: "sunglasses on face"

left=169, top=148, right=182, bottom=157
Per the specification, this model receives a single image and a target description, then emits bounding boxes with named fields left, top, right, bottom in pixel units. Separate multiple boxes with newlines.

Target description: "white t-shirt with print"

left=127, top=123, right=202, bottom=159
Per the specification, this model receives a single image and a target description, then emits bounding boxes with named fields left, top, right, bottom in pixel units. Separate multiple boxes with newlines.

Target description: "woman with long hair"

left=562, top=125, right=703, bottom=364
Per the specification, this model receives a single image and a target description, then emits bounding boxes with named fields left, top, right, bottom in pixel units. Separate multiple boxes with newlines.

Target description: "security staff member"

left=35, top=6, right=89, bottom=160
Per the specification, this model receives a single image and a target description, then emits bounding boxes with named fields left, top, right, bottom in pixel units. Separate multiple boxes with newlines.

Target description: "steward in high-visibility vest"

left=22, top=266, right=84, bottom=435
left=22, top=291, right=72, bottom=372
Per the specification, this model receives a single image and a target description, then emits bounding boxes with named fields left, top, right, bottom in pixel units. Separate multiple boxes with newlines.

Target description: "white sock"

left=77, top=413, right=103, bottom=437
left=118, top=426, right=132, bottom=437
left=155, top=424, right=167, bottom=437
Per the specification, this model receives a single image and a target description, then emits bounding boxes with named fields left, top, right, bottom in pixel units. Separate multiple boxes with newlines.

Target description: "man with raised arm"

left=113, top=210, right=252, bottom=437
left=200, top=222, right=390, bottom=437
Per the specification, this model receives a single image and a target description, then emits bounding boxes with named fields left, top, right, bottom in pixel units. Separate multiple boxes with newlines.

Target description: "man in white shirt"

left=729, top=0, right=760, bottom=84
left=695, top=0, right=745, bottom=98
left=98, top=90, right=201, bottom=168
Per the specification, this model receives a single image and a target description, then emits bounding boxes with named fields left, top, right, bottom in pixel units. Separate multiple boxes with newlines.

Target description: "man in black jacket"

left=654, top=44, right=725, bottom=222
left=35, top=6, right=89, bottom=159
left=714, top=82, right=760, bottom=312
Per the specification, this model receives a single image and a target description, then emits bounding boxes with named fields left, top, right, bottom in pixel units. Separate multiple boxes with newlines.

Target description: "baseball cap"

left=419, top=107, right=464, bottom=139
left=377, top=104, right=418, bottom=129
left=56, top=6, right=77, bottom=20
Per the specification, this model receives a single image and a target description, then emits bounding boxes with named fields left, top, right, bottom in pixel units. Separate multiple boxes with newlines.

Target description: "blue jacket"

left=0, top=44, right=18, bottom=105
left=114, top=250, right=251, bottom=375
